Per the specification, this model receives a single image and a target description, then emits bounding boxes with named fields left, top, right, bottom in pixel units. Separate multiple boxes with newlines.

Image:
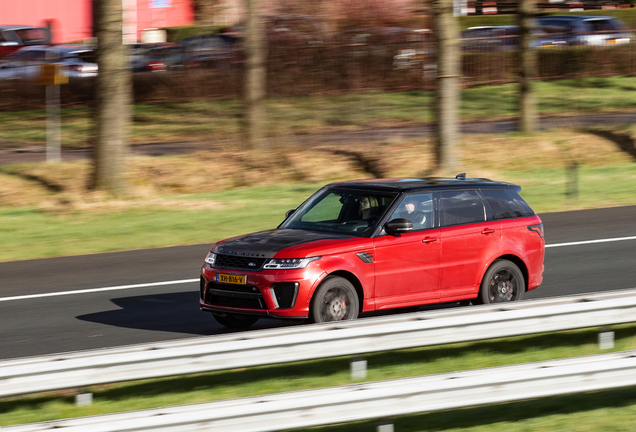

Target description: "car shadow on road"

left=75, top=290, right=297, bottom=336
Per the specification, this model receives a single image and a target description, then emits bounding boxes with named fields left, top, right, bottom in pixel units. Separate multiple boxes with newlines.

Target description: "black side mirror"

left=384, top=218, right=413, bottom=236
left=285, top=209, right=296, bottom=219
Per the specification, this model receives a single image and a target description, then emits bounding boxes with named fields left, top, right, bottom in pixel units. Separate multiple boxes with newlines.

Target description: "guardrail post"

left=377, top=420, right=395, bottom=432
left=599, top=331, right=615, bottom=350
left=351, top=357, right=368, bottom=380
left=75, top=391, right=93, bottom=406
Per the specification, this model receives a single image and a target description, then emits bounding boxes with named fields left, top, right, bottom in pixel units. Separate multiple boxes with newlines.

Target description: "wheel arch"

left=490, top=254, right=529, bottom=292
left=313, top=270, right=364, bottom=314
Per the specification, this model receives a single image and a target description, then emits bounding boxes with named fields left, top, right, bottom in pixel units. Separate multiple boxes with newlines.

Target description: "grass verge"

left=1, top=324, right=635, bottom=428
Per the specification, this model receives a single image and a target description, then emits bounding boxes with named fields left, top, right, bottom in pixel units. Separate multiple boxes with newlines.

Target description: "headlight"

left=263, top=257, right=320, bottom=270
left=204, top=252, right=217, bottom=266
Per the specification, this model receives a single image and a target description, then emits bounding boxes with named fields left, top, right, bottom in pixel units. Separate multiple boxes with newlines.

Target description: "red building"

left=0, top=0, right=194, bottom=44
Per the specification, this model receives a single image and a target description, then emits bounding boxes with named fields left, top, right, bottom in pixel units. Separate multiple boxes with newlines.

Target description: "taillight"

left=147, top=61, right=166, bottom=71
left=68, top=65, right=83, bottom=72
left=527, top=223, right=544, bottom=238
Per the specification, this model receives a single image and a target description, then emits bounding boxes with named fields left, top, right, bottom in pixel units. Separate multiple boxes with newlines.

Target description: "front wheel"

left=309, top=276, right=359, bottom=323
left=478, top=260, right=525, bottom=304
left=213, top=313, right=258, bottom=329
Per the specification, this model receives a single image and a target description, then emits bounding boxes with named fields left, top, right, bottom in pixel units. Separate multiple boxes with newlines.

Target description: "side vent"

left=356, top=252, right=374, bottom=264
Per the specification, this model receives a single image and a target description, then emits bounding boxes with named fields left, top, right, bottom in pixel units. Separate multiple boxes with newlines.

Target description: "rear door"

left=439, top=189, right=502, bottom=301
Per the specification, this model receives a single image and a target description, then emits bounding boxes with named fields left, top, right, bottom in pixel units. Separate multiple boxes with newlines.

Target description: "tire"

left=309, top=276, right=359, bottom=323
left=477, top=260, right=525, bottom=304
left=213, top=313, right=259, bottom=329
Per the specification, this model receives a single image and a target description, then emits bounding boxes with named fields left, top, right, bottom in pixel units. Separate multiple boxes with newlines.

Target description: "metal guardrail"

left=4, top=350, right=636, bottom=431
left=2, top=288, right=636, bottom=398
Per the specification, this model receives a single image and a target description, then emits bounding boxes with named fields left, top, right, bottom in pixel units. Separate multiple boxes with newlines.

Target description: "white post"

left=45, top=48, right=61, bottom=163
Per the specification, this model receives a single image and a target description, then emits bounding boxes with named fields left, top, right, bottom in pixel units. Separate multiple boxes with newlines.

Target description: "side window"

left=389, top=193, right=434, bottom=231
left=440, top=190, right=485, bottom=226
left=481, top=189, right=524, bottom=219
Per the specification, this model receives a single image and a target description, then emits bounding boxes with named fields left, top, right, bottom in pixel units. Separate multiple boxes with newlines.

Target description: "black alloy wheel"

left=478, top=260, right=525, bottom=304
left=310, top=276, right=359, bottom=323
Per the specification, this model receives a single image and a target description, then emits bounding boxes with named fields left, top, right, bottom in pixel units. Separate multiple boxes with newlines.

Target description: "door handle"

left=422, top=236, right=437, bottom=243
left=481, top=229, right=496, bottom=235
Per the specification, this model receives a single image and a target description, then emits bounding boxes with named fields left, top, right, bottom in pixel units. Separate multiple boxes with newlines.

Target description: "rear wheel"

left=309, top=276, right=359, bottom=323
left=478, top=260, right=525, bottom=304
left=213, top=313, right=258, bottom=329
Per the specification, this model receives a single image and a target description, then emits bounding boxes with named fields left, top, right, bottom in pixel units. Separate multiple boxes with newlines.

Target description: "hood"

left=213, top=229, right=354, bottom=259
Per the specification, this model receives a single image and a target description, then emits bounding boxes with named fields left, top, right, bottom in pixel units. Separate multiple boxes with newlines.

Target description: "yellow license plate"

left=217, top=273, right=247, bottom=285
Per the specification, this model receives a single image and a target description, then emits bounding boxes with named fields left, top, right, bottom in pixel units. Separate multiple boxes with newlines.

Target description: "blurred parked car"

left=337, top=27, right=434, bottom=69
left=145, top=43, right=189, bottom=71
left=180, top=33, right=241, bottom=68
left=537, top=15, right=631, bottom=46
left=461, top=25, right=567, bottom=52
left=0, top=45, right=97, bottom=80
left=130, top=42, right=185, bottom=72
left=0, top=25, right=50, bottom=59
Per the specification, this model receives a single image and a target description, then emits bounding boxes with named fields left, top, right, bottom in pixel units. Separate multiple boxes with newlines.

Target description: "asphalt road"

left=0, top=205, right=635, bottom=361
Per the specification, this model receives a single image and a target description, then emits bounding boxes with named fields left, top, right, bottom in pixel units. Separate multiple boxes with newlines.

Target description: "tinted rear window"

left=481, top=189, right=525, bottom=219
left=506, top=189, right=535, bottom=216
left=440, top=190, right=486, bottom=226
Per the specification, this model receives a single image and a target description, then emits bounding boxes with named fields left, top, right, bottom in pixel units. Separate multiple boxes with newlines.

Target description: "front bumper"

left=199, top=263, right=323, bottom=319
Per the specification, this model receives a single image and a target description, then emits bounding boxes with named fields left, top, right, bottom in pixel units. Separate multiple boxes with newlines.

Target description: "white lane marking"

left=0, top=278, right=199, bottom=303
left=1, top=235, right=635, bottom=303
left=546, top=235, right=636, bottom=248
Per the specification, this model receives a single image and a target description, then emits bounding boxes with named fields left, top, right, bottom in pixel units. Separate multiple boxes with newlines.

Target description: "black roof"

left=328, top=175, right=521, bottom=192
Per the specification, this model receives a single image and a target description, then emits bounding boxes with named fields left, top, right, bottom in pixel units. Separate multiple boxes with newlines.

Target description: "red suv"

left=200, top=175, right=545, bottom=327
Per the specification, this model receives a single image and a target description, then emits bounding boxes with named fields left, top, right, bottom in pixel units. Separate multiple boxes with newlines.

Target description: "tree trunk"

left=432, top=0, right=460, bottom=175
left=243, top=0, right=267, bottom=151
left=518, top=0, right=537, bottom=133
left=90, top=0, right=131, bottom=197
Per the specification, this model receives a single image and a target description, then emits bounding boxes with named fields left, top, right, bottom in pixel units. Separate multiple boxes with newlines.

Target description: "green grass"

left=1, top=324, right=636, bottom=427
left=0, top=183, right=324, bottom=262
left=2, top=77, right=636, bottom=148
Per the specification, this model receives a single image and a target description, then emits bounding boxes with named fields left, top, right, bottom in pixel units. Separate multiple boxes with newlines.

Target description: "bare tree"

left=243, top=0, right=268, bottom=150
left=518, top=0, right=537, bottom=133
left=432, top=0, right=460, bottom=174
left=90, top=0, right=131, bottom=197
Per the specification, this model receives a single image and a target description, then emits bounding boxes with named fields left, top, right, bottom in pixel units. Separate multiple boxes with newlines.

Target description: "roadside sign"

left=38, top=63, right=68, bottom=86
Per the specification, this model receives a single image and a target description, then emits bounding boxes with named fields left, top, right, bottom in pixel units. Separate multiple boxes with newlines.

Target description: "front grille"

left=204, top=281, right=266, bottom=310
left=208, top=282, right=260, bottom=294
left=215, top=254, right=267, bottom=271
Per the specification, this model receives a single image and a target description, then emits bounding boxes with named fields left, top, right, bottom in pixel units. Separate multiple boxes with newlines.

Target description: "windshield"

left=280, top=187, right=398, bottom=237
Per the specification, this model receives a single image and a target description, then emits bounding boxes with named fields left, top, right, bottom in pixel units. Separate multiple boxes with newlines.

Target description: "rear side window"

left=505, top=189, right=535, bottom=216
left=481, top=189, right=524, bottom=219
left=440, top=190, right=486, bottom=226
left=481, top=189, right=535, bottom=219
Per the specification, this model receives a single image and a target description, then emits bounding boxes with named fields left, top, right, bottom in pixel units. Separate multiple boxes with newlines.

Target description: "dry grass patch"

left=0, top=127, right=634, bottom=212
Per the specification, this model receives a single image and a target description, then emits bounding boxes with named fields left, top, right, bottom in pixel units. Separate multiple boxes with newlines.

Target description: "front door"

left=373, top=193, right=441, bottom=309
